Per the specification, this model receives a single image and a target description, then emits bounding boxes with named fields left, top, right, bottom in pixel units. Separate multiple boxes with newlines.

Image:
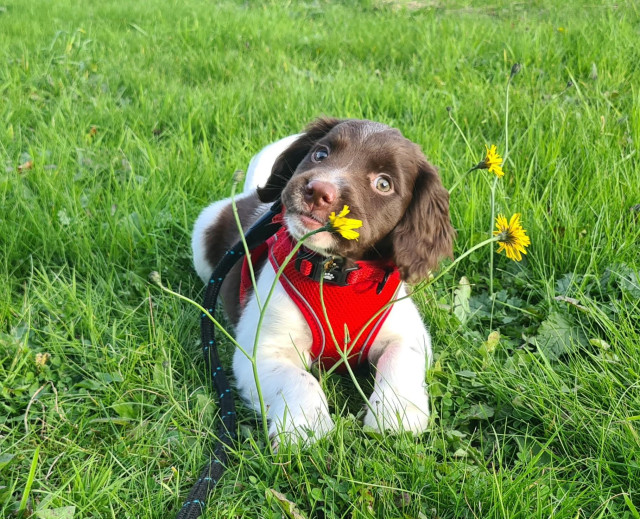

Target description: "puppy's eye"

left=374, top=175, right=392, bottom=193
left=312, top=147, right=329, bottom=162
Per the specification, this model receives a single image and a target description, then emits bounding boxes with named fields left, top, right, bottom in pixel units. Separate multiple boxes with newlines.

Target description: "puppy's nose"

left=304, top=180, right=337, bottom=208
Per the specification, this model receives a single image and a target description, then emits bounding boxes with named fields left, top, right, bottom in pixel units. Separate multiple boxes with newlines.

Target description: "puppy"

left=192, top=118, right=454, bottom=443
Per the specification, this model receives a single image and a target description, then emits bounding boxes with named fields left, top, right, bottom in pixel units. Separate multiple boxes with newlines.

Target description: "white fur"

left=192, top=135, right=432, bottom=444
left=284, top=213, right=338, bottom=253
left=192, top=198, right=231, bottom=284
left=244, top=134, right=301, bottom=191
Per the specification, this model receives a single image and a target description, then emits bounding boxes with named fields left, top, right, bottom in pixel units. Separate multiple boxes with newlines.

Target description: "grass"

left=1, top=0, right=639, bottom=517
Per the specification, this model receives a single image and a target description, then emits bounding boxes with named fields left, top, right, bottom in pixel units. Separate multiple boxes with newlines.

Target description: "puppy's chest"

left=241, top=228, right=401, bottom=369
left=245, top=266, right=314, bottom=353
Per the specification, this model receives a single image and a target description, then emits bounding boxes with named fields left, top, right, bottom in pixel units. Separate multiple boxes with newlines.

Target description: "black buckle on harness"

left=295, top=249, right=359, bottom=286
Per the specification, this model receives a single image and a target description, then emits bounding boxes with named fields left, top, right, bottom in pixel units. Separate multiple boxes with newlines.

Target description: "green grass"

left=1, top=0, right=639, bottom=517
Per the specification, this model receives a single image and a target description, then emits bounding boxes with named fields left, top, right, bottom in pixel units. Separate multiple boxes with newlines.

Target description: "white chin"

left=285, top=215, right=336, bottom=254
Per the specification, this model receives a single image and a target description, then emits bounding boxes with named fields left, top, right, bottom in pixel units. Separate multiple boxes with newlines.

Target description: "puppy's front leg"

left=233, top=347, right=334, bottom=443
left=364, top=294, right=432, bottom=434
left=233, top=272, right=334, bottom=444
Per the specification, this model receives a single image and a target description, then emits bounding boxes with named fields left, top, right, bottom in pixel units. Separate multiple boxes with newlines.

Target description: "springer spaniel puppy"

left=192, top=118, right=454, bottom=443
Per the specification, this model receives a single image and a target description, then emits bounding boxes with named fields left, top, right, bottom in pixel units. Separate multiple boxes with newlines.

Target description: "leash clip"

left=295, top=250, right=359, bottom=286
left=376, top=270, right=392, bottom=294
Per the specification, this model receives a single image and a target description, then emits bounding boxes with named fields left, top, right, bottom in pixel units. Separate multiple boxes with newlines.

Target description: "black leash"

left=176, top=201, right=282, bottom=519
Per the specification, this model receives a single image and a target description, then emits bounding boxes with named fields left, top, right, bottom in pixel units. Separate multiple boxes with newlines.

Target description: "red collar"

left=241, top=227, right=401, bottom=370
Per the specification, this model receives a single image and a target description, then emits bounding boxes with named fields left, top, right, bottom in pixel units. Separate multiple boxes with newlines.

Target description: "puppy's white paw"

left=269, top=403, right=335, bottom=448
left=364, top=389, right=430, bottom=434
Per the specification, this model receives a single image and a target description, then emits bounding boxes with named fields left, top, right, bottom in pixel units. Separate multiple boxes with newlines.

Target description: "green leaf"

left=74, top=379, right=104, bottom=390
left=618, top=268, right=640, bottom=298
left=112, top=402, right=137, bottom=419
left=195, top=393, right=214, bottom=420
left=310, top=487, right=323, bottom=502
left=535, top=311, right=587, bottom=360
left=589, top=338, right=611, bottom=350
left=19, top=446, right=39, bottom=514
left=153, top=356, right=168, bottom=386
left=555, top=273, right=578, bottom=296
left=453, top=276, right=472, bottom=324
left=95, top=372, right=123, bottom=384
left=624, top=493, right=640, bottom=519
left=466, top=403, right=495, bottom=420
left=429, top=381, right=446, bottom=397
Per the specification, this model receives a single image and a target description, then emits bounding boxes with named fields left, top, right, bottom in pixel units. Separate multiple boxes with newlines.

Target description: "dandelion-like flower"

left=493, top=213, right=531, bottom=261
left=328, top=205, right=362, bottom=240
left=477, top=144, right=505, bottom=178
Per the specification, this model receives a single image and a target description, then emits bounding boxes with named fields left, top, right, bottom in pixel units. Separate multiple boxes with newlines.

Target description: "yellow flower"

left=328, top=205, right=362, bottom=240
left=478, top=144, right=505, bottom=178
left=493, top=213, right=531, bottom=261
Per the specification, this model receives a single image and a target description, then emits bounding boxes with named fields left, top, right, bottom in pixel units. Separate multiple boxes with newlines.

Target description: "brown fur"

left=204, top=192, right=266, bottom=324
left=258, top=118, right=455, bottom=277
left=204, top=118, right=455, bottom=323
left=391, top=158, right=455, bottom=282
left=257, top=118, right=342, bottom=203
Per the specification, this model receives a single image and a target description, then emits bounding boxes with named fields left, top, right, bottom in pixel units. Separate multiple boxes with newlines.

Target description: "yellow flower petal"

left=335, top=205, right=350, bottom=218
left=328, top=205, right=362, bottom=240
left=481, top=144, right=505, bottom=178
left=493, top=213, right=531, bottom=261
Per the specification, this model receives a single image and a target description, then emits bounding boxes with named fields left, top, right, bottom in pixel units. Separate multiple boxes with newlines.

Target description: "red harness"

left=239, top=226, right=401, bottom=369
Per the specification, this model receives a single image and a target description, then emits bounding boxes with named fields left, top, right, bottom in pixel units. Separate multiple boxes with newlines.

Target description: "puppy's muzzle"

left=303, top=179, right=338, bottom=217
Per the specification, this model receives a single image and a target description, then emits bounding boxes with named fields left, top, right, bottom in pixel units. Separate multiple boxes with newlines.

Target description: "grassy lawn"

left=1, top=0, right=639, bottom=517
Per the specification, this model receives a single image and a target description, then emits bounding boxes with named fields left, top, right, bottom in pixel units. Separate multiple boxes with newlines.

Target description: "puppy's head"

left=257, top=118, right=455, bottom=283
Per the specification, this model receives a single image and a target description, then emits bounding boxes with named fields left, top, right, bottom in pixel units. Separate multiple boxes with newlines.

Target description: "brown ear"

left=257, top=117, right=342, bottom=202
left=392, top=161, right=455, bottom=283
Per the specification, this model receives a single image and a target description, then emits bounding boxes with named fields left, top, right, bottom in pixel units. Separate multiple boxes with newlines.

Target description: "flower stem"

left=230, top=186, right=326, bottom=448
left=228, top=186, right=274, bottom=447
left=338, top=233, right=504, bottom=355
left=151, top=278, right=242, bottom=350
left=318, top=275, right=385, bottom=433
left=489, top=68, right=514, bottom=297
left=231, top=177, right=261, bottom=311
left=489, top=175, right=498, bottom=297
left=418, top=234, right=502, bottom=292
left=250, top=225, right=325, bottom=446
left=448, top=165, right=478, bottom=195
left=505, top=74, right=512, bottom=162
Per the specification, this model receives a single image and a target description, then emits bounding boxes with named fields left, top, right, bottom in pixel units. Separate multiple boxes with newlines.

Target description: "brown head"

left=257, top=118, right=455, bottom=283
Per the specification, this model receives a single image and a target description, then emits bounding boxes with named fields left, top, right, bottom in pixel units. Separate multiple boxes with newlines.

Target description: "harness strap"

left=266, top=227, right=402, bottom=370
